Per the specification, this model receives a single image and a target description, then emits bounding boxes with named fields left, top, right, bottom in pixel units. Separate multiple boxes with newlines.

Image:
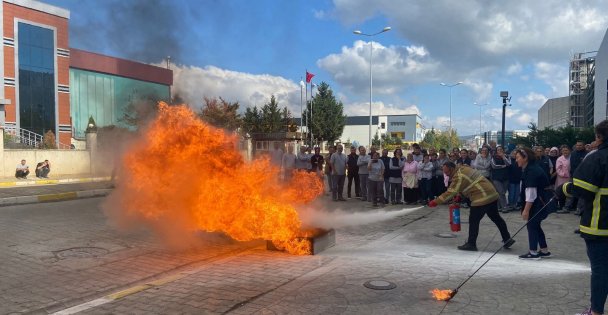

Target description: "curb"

left=0, top=188, right=112, bottom=207
left=0, top=176, right=111, bottom=188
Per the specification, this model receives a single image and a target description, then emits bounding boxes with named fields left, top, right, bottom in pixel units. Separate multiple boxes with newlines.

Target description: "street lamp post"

left=473, top=102, right=488, bottom=146
left=353, top=26, right=391, bottom=148
left=440, top=82, right=463, bottom=149
left=500, top=91, right=511, bottom=148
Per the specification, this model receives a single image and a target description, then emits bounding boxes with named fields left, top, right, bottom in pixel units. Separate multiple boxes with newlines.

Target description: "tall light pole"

left=353, top=26, right=391, bottom=148
left=300, top=80, right=305, bottom=139
left=473, top=102, right=488, bottom=146
left=440, top=82, right=463, bottom=149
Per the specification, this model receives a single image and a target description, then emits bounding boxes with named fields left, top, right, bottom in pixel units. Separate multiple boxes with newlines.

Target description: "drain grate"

left=54, top=247, right=109, bottom=259
left=363, top=280, right=397, bottom=290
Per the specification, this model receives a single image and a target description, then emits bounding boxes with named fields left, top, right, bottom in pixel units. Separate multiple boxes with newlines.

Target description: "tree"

left=420, top=128, right=460, bottom=150
left=371, top=133, right=381, bottom=147
left=199, top=97, right=242, bottom=131
left=242, top=106, right=262, bottom=134
left=241, top=95, right=295, bottom=134
left=303, top=82, right=346, bottom=144
left=514, top=123, right=596, bottom=148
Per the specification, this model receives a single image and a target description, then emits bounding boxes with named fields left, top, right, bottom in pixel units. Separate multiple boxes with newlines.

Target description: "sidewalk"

left=0, top=174, right=112, bottom=206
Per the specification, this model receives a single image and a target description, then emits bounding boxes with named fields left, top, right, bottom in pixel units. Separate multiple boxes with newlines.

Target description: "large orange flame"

left=430, top=289, right=454, bottom=301
left=105, top=102, right=324, bottom=254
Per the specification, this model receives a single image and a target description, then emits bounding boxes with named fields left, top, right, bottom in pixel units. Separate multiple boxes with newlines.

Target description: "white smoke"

left=298, top=206, right=424, bottom=229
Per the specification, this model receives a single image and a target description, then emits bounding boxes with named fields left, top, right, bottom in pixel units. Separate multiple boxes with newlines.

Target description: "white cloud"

left=330, top=1, right=608, bottom=72
left=317, top=40, right=440, bottom=95
left=534, top=62, right=569, bottom=95
left=517, top=92, right=548, bottom=110
left=168, top=63, right=303, bottom=116
left=465, top=80, right=493, bottom=102
left=507, top=62, right=523, bottom=75
left=345, top=101, right=420, bottom=116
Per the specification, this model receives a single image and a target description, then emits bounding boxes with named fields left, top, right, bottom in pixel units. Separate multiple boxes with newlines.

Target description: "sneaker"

left=538, top=251, right=552, bottom=258
left=575, top=308, right=592, bottom=315
left=518, top=252, right=541, bottom=260
left=555, top=208, right=570, bottom=214
left=457, top=243, right=478, bottom=251
left=503, top=238, right=515, bottom=249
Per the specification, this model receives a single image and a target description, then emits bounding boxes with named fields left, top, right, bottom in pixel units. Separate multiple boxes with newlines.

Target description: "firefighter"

left=557, top=120, right=608, bottom=315
left=428, top=161, right=515, bottom=251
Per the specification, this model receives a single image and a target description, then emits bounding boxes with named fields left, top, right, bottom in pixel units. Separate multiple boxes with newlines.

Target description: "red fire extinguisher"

left=449, top=203, right=461, bottom=232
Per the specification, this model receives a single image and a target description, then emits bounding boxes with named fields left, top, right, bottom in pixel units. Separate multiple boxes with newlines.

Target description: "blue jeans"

left=526, top=208, right=549, bottom=251
left=390, top=182, right=402, bottom=203
left=586, top=239, right=608, bottom=314
left=419, top=178, right=432, bottom=201
left=508, top=182, right=520, bottom=207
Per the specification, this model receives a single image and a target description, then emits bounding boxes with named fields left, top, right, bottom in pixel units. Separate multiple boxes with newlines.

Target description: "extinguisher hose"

left=451, top=196, right=556, bottom=295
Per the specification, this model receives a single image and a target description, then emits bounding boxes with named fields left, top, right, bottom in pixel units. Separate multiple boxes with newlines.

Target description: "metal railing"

left=4, top=126, right=72, bottom=149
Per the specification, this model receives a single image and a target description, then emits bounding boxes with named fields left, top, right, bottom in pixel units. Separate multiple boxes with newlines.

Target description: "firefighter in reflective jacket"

left=557, top=120, right=608, bottom=315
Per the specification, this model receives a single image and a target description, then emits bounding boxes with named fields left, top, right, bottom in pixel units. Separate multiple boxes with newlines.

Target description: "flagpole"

left=305, top=71, right=308, bottom=143
left=300, top=78, right=303, bottom=141
left=310, top=80, right=314, bottom=147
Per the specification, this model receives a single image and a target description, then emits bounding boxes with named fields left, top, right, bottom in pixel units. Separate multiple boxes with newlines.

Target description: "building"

left=538, top=96, right=572, bottom=129
left=482, top=130, right=529, bottom=147
left=569, top=51, right=596, bottom=128
left=340, top=114, right=423, bottom=148
left=0, top=0, right=172, bottom=148
left=595, top=28, right=608, bottom=125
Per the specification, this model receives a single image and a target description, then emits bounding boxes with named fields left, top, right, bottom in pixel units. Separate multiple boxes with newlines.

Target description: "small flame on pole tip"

left=431, top=289, right=454, bottom=301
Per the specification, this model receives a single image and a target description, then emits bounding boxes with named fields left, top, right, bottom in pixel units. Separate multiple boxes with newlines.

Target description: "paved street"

left=1, top=196, right=594, bottom=315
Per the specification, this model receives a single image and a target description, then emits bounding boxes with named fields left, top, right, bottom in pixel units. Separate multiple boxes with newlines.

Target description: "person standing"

left=412, top=144, right=423, bottom=162
left=330, top=144, right=348, bottom=201
left=324, top=146, right=335, bottom=194
left=433, top=149, right=449, bottom=197
left=389, top=148, right=404, bottom=204
left=281, top=145, right=297, bottom=181
left=270, top=142, right=284, bottom=166
left=346, top=147, right=360, bottom=198
left=567, top=140, right=588, bottom=215
left=555, top=145, right=571, bottom=213
left=380, top=149, right=392, bottom=204
left=515, top=147, right=553, bottom=260
left=310, top=147, right=324, bottom=176
left=559, top=120, right=608, bottom=315
left=417, top=154, right=434, bottom=204
left=428, top=162, right=515, bottom=251
left=357, top=146, right=371, bottom=201
left=457, top=149, right=471, bottom=166
left=474, top=147, right=492, bottom=179
left=491, top=146, right=511, bottom=213
left=402, top=153, right=419, bottom=205
left=296, top=146, right=311, bottom=171
left=507, top=150, right=522, bottom=212
left=368, top=151, right=385, bottom=207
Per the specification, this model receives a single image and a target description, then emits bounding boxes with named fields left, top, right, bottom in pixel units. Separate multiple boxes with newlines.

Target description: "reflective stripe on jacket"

left=435, top=165, right=499, bottom=206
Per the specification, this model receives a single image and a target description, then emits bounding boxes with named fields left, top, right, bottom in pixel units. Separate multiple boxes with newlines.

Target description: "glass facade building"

left=18, top=22, right=56, bottom=136
left=69, top=68, right=170, bottom=138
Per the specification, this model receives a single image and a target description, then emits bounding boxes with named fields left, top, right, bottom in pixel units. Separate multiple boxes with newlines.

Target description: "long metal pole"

left=310, top=82, right=314, bottom=146
left=300, top=81, right=303, bottom=137
left=449, top=87, right=452, bottom=149
left=501, top=98, right=507, bottom=148
left=369, top=41, right=373, bottom=149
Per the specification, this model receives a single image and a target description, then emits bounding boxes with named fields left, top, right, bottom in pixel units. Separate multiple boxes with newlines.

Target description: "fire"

left=105, top=102, right=324, bottom=255
left=430, top=289, right=454, bottom=301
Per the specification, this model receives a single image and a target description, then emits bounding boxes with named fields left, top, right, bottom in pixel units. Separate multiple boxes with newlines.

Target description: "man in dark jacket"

left=567, top=140, right=589, bottom=214
left=346, top=146, right=360, bottom=198
left=558, top=122, right=608, bottom=315
left=380, top=149, right=391, bottom=204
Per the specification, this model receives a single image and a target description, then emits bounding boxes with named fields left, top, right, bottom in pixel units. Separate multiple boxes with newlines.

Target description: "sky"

left=46, top=0, right=608, bottom=136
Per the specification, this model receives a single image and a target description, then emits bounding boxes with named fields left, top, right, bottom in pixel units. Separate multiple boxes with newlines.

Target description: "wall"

left=2, top=148, right=90, bottom=177
left=595, top=28, right=608, bottom=125
left=538, top=96, right=571, bottom=129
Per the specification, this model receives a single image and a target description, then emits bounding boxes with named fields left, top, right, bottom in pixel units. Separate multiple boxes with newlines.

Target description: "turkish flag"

left=306, top=71, right=315, bottom=83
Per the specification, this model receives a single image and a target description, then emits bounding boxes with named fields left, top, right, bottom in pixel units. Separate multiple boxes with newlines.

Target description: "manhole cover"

left=54, top=247, right=109, bottom=259
left=434, top=233, right=457, bottom=238
left=407, top=252, right=432, bottom=258
left=363, top=280, right=397, bottom=290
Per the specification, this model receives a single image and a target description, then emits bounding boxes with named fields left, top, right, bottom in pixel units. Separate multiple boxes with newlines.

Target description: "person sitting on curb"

left=428, top=161, right=515, bottom=251
left=15, top=159, right=30, bottom=179
left=36, top=160, right=51, bottom=178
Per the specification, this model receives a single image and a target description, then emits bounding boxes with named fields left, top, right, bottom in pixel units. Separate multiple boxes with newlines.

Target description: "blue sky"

left=47, top=0, right=608, bottom=136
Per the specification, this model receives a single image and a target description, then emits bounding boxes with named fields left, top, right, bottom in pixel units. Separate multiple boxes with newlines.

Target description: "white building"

left=596, top=28, right=608, bottom=125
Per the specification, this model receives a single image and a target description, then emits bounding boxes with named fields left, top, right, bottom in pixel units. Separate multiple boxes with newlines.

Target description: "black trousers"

left=347, top=171, right=360, bottom=197
left=467, top=200, right=511, bottom=246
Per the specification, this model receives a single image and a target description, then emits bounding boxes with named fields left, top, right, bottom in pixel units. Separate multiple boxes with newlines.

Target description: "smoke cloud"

left=299, top=206, right=424, bottom=230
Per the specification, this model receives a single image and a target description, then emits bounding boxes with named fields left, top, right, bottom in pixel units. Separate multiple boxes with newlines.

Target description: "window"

left=390, top=122, right=405, bottom=126
left=380, top=122, right=385, bottom=129
left=18, top=23, right=55, bottom=136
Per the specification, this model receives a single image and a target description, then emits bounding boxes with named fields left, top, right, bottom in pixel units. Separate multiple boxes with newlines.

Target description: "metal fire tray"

left=266, top=228, right=336, bottom=255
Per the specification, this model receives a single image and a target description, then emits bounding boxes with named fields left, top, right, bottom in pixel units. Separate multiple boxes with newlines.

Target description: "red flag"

left=306, top=71, right=315, bottom=83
